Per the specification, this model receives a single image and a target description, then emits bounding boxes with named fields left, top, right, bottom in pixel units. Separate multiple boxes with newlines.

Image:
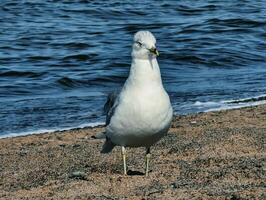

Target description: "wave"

left=0, top=71, right=45, bottom=78
left=56, top=75, right=125, bottom=88
left=175, top=4, right=218, bottom=15
left=0, top=121, right=104, bottom=139
left=193, top=95, right=266, bottom=113
left=226, top=95, right=266, bottom=104
left=27, top=56, right=52, bottom=61
left=206, top=18, right=266, bottom=28
left=63, top=54, right=97, bottom=61
left=57, top=77, right=81, bottom=88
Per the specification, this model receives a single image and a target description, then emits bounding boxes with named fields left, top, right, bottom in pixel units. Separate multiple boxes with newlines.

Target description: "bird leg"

left=145, top=147, right=151, bottom=176
left=121, top=146, right=127, bottom=175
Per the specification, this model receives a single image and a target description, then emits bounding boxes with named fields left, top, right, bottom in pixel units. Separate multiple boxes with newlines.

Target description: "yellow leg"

left=145, top=147, right=151, bottom=176
left=121, top=146, right=127, bottom=175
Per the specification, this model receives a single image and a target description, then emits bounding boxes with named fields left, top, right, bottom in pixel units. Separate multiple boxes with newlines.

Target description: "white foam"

left=0, top=121, right=104, bottom=139
left=223, top=94, right=266, bottom=103
left=191, top=94, right=266, bottom=113
left=193, top=101, right=221, bottom=107
left=205, top=100, right=266, bottom=112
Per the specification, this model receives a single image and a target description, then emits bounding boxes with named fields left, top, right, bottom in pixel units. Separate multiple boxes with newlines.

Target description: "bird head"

left=132, top=31, right=159, bottom=60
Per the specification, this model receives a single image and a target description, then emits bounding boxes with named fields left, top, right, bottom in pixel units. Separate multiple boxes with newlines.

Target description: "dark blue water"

left=1, top=0, right=266, bottom=137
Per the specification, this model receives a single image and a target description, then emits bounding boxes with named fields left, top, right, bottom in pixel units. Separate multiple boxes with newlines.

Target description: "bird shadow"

left=127, top=170, right=145, bottom=176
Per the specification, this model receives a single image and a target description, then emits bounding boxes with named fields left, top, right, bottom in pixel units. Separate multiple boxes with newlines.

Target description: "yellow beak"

left=149, top=48, right=159, bottom=56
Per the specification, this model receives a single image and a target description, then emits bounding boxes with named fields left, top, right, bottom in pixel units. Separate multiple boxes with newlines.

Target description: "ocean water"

left=1, top=0, right=266, bottom=137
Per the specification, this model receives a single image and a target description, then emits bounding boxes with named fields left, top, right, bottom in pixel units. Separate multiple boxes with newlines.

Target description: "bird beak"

left=149, top=47, right=159, bottom=56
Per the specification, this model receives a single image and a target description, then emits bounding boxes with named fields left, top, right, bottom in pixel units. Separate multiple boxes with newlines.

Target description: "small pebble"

left=69, top=171, right=87, bottom=180
left=170, top=183, right=177, bottom=189
left=72, top=144, right=80, bottom=148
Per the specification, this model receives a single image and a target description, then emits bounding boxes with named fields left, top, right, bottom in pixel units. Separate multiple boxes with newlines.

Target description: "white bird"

left=94, top=31, right=173, bottom=176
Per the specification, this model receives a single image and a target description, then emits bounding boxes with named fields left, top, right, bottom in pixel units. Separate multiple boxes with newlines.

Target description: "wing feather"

left=104, top=90, right=119, bottom=126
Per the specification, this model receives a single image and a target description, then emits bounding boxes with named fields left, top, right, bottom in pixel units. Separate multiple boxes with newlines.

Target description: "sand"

left=0, top=105, right=265, bottom=199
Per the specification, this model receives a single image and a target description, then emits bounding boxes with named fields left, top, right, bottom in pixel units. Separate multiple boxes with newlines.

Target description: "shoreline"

left=0, top=122, right=105, bottom=140
left=2, top=101, right=266, bottom=140
left=1, top=105, right=265, bottom=199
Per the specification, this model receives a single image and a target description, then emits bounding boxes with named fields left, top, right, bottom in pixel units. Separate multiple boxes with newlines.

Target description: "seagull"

left=94, top=31, right=173, bottom=176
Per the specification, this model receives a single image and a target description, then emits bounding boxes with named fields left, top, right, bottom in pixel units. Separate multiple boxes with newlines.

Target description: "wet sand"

left=0, top=105, right=265, bottom=199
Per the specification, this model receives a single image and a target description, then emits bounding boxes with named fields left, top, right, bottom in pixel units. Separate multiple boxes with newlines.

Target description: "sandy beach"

left=0, top=105, right=265, bottom=199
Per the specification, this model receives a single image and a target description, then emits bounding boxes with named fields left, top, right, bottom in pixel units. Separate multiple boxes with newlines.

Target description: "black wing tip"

left=100, top=139, right=115, bottom=153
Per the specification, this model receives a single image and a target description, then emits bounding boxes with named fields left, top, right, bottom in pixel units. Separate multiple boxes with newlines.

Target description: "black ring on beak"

left=149, top=47, right=159, bottom=56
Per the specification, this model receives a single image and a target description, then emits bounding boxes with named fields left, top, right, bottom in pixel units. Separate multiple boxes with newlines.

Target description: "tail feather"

left=101, top=139, right=115, bottom=154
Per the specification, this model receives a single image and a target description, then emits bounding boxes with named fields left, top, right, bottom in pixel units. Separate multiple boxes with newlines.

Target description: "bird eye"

left=136, top=41, right=142, bottom=47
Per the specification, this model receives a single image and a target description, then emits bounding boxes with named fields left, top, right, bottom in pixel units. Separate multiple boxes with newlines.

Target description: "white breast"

left=107, top=81, right=172, bottom=147
left=106, top=57, right=173, bottom=147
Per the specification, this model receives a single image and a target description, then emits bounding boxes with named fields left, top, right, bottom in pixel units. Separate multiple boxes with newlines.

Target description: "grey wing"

left=92, top=91, right=119, bottom=153
left=104, top=90, right=119, bottom=126
left=97, top=91, right=120, bottom=153
left=92, top=91, right=119, bottom=139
